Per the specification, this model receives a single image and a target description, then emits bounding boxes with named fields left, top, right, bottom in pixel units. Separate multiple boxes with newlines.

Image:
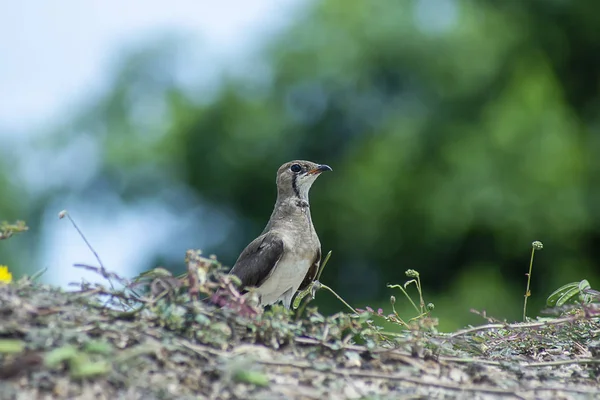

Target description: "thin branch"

left=524, top=359, right=600, bottom=368
left=446, top=315, right=585, bottom=339
left=293, top=337, right=368, bottom=352
left=61, top=211, right=109, bottom=280
left=256, top=357, right=600, bottom=397
left=255, top=359, right=528, bottom=399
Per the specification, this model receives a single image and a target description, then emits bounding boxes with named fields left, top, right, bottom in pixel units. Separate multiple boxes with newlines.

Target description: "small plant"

left=546, top=279, right=599, bottom=307
left=523, top=240, right=543, bottom=321
left=357, top=269, right=435, bottom=329
left=293, top=250, right=369, bottom=318
left=0, top=220, right=28, bottom=240
left=293, top=250, right=333, bottom=311
left=0, top=220, right=27, bottom=285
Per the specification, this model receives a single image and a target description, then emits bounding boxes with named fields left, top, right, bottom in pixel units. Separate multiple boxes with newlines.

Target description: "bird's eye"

left=290, top=164, right=302, bottom=173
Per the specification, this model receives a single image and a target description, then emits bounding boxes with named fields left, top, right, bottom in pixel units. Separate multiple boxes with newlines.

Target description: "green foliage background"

left=2, top=0, right=600, bottom=330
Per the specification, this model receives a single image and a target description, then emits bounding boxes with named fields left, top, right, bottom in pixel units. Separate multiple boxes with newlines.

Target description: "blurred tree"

left=4, top=0, right=600, bottom=328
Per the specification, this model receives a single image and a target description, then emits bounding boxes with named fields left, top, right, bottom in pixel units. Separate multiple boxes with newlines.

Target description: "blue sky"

left=0, top=0, right=300, bottom=287
left=0, top=0, right=299, bottom=132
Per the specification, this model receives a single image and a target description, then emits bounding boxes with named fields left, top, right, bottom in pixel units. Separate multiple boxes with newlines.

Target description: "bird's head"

left=276, top=160, right=332, bottom=201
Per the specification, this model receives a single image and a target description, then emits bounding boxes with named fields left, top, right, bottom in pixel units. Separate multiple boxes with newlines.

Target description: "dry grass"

left=0, top=251, right=599, bottom=400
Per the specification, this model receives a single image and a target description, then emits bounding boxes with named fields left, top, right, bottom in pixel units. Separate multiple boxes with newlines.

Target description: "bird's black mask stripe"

left=291, top=173, right=300, bottom=198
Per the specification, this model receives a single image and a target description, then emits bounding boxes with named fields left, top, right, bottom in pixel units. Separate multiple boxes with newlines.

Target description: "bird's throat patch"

left=291, top=174, right=300, bottom=199
left=295, top=199, right=309, bottom=208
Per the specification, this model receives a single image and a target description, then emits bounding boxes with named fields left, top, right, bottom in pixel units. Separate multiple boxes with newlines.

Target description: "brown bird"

left=229, top=160, right=332, bottom=309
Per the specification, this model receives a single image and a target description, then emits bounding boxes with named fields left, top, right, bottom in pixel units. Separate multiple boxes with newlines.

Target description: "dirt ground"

left=0, top=258, right=599, bottom=400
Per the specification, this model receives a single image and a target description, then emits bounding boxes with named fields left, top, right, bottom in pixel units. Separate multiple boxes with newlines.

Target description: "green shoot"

left=523, top=240, right=543, bottom=321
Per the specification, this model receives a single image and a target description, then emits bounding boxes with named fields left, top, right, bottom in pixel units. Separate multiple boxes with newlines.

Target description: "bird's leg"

left=281, top=287, right=295, bottom=310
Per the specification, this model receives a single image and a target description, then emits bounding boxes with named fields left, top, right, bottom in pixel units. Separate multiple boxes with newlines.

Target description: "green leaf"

left=546, top=282, right=579, bottom=306
left=316, top=250, right=332, bottom=281
left=578, top=279, right=592, bottom=303
left=293, top=286, right=311, bottom=310
left=547, top=279, right=593, bottom=307
left=578, top=279, right=591, bottom=291
left=556, top=284, right=582, bottom=307
left=44, top=346, right=78, bottom=367
left=233, top=370, right=270, bottom=387
left=83, top=340, right=114, bottom=355
left=0, top=339, right=25, bottom=354
left=69, top=355, right=111, bottom=379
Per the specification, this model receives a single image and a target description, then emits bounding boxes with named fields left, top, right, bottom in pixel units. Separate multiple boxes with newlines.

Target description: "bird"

left=229, top=160, right=332, bottom=309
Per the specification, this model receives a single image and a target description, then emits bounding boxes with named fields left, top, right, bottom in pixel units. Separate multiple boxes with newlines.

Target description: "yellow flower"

left=0, top=265, right=12, bottom=284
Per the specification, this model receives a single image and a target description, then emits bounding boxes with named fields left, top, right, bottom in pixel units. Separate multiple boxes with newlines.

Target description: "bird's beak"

left=307, top=164, right=333, bottom=175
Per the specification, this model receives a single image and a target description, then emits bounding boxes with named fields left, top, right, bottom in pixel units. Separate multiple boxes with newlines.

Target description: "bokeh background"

left=1, top=0, right=599, bottom=331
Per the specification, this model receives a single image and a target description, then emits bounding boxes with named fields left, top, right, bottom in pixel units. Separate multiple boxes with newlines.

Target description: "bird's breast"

left=255, top=249, right=313, bottom=305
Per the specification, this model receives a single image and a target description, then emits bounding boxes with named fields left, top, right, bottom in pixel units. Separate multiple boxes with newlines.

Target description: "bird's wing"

left=298, top=247, right=321, bottom=292
left=229, top=232, right=285, bottom=289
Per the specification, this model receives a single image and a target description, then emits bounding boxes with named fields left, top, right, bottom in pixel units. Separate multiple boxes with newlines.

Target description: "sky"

left=0, top=0, right=300, bottom=132
left=0, top=0, right=301, bottom=287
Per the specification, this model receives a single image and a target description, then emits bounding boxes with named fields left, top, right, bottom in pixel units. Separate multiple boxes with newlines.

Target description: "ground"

left=0, top=252, right=599, bottom=400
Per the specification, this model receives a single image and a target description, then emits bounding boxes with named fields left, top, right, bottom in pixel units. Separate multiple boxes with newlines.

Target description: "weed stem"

left=523, top=242, right=542, bottom=321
